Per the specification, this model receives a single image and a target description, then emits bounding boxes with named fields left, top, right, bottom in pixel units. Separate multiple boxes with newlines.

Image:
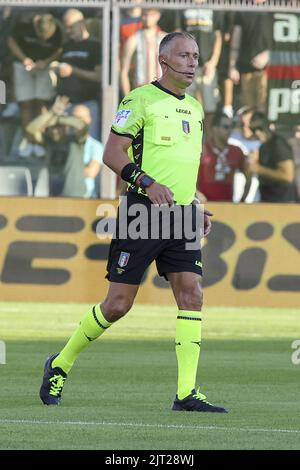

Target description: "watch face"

left=140, top=175, right=154, bottom=188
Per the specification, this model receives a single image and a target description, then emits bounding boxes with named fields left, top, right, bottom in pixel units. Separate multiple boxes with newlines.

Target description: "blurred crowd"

left=0, top=2, right=299, bottom=202
left=0, top=6, right=103, bottom=198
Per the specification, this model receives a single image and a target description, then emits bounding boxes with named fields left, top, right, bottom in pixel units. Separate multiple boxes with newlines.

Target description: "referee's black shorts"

left=106, top=192, right=202, bottom=285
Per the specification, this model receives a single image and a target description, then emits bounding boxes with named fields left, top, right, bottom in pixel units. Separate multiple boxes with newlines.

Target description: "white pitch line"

left=0, top=419, right=299, bottom=435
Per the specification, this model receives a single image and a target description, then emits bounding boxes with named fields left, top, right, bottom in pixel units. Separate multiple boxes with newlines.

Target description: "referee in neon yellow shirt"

left=40, top=32, right=227, bottom=413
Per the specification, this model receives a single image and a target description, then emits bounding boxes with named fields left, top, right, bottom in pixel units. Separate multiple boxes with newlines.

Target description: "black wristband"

left=121, top=163, right=143, bottom=185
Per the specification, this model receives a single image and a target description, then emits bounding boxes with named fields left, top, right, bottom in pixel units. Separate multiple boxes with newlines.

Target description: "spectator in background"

left=120, top=1, right=143, bottom=45
left=26, top=96, right=102, bottom=198
left=0, top=7, right=19, bottom=159
left=53, top=8, right=101, bottom=139
left=72, top=104, right=103, bottom=198
left=8, top=13, right=63, bottom=158
left=0, top=7, right=15, bottom=103
left=229, top=106, right=261, bottom=154
left=120, top=9, right=166, bottom=97
left=248, top=112, right=296, bottom=202
left=119, top=1, right=143, bottom=102
left=229, top=106, right=262, bottom=202
left=180, top=3, right=222, bottom=139
left=216, top=11, right=235, bottom=119
left=288, top=124, right=300, bottom=201
left=197, top=112, right=249, bottom=202
left=229, top=6, right=272, bottom=111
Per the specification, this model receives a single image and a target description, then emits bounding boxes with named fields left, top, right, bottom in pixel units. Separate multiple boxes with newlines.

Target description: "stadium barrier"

left=0, top=197, right=299, bottom=307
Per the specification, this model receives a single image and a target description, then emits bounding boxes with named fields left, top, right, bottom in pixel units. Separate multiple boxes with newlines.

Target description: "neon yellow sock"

left=52, top=304, right=111, bottom=373
left=175, top=309, right=202, bottom=400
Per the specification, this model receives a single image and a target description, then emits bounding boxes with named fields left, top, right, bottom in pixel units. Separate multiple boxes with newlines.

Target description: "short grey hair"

left=159, top=32, right=197, bottom=55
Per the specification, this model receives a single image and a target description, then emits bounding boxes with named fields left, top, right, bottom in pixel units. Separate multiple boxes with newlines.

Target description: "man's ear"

left=159, top=55, right=167, bottom=66
left=33, top=15, right=41, bottom=26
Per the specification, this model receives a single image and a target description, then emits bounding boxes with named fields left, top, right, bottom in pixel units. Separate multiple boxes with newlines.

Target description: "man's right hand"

left=228, top=66, right=240, bottom=84
left=145, top=182, right=174, bottom=206
left=23, top=57, right=35, bottom=71
left=51, top=96, right=69, bottom=116
left=58, top=62, right=73, bottom=78
left=251, top=50, right=269, bottom=70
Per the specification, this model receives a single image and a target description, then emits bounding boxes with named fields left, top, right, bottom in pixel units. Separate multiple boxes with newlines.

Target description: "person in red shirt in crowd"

left=197, top=112, right=249, bottom=201
left=120, top=3, right=143, bottom=45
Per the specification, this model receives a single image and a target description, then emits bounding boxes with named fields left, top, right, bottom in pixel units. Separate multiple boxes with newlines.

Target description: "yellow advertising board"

left=0, top=197, right=299, bottom=307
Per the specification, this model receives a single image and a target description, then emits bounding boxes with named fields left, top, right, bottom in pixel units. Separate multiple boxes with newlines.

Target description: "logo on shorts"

left=116, top=268, right=125, bottom=274
left=195, top=260, right=202, bottom=267
left=182, top=120, right=190, bottom=134
left=118, top=251, right=130, bottom=268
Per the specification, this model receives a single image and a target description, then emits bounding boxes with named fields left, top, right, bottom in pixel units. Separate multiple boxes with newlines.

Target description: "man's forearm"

left=44, top=48, right=63, bottom=66
left=103, top=147, right=132, bottom=176
left=72, top=66, right=100, bottom=83
left=120, top=69, right=131, bottom=96
left=8, top=36, right=27, bottom=62
left=210, top=30, right=222, bottom=67
left=26, top=111, right=58, bottom=140
left=256, top=164, right=293, bottom=183
left=229, top=25, right=241, bottom=68
left=58, top=115, right=87, bottom=132
left=84, top=161, right=101, bottom=178
left=103, top=134, right=134, bottom=176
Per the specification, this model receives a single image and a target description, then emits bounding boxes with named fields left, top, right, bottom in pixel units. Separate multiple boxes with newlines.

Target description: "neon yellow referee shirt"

left=111, top=81, right=204, bottom=205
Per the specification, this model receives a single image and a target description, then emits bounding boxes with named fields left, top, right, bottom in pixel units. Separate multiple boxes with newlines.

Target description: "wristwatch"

left=138, top=174, right=155, bottom=190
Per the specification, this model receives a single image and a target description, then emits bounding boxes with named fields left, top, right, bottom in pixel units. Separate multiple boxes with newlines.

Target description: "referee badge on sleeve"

left=182, top=120, right=190, bottom=134
left=113, top=109, right=131, bottom=128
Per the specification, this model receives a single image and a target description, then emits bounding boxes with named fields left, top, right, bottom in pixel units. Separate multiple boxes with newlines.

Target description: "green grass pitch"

left=0, top=302, right=299, bottom=450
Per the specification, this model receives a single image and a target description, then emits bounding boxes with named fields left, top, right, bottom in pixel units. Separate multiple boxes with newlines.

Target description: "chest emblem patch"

left=182, top=120, right=190, bottom=134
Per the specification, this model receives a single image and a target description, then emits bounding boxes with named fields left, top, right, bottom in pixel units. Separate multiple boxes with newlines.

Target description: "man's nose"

left=188, top=58, right=197, bottom=67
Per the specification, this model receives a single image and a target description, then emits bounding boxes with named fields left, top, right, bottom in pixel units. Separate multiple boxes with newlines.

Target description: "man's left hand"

left=193, top=198, right=213, bottom=237
left=251, top=50, right=269, bottom=70
left=59, top=63, right=73, bottom=77
left=203, top=209, right=213, bottom=237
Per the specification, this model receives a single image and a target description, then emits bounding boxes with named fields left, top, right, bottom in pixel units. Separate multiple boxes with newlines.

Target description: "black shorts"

left=106, top=192, right=202, bottom=285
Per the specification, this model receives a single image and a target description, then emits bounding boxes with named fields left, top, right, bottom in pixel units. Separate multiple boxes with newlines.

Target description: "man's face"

left=250, top=120, right=268, bottom=143
left=73, top=106, right=91, bottom=126
left=161, top=38, right=199, bottom=87
left=213, top=117, right=233, bottom=144
left=36, top=29, right=54, bottom=41
left=142, top=9, right=161, bottom=29
left=48, top=125, right=66, bottom=142
left=64, top=17, right=83, bottom=41
left=34, top=15, right=56, bottom=41
left=241, top=111, right=253, bottom=128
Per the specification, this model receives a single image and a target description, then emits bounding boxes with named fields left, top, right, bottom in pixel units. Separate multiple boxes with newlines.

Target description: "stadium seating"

left=0, top=166, right=33, bottom=196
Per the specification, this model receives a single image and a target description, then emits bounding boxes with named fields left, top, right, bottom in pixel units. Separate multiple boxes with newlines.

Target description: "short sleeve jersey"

left=259, top=134, right=295, bottom=202
left=234, top=13, right=273, bottom=73
left=57, top=39, right=101, bottom=102
left=111, top=81, right=204, bottom=205
left=197, top=142, right=245, bottom=201
left=11, top=19, right=63, bottom=62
